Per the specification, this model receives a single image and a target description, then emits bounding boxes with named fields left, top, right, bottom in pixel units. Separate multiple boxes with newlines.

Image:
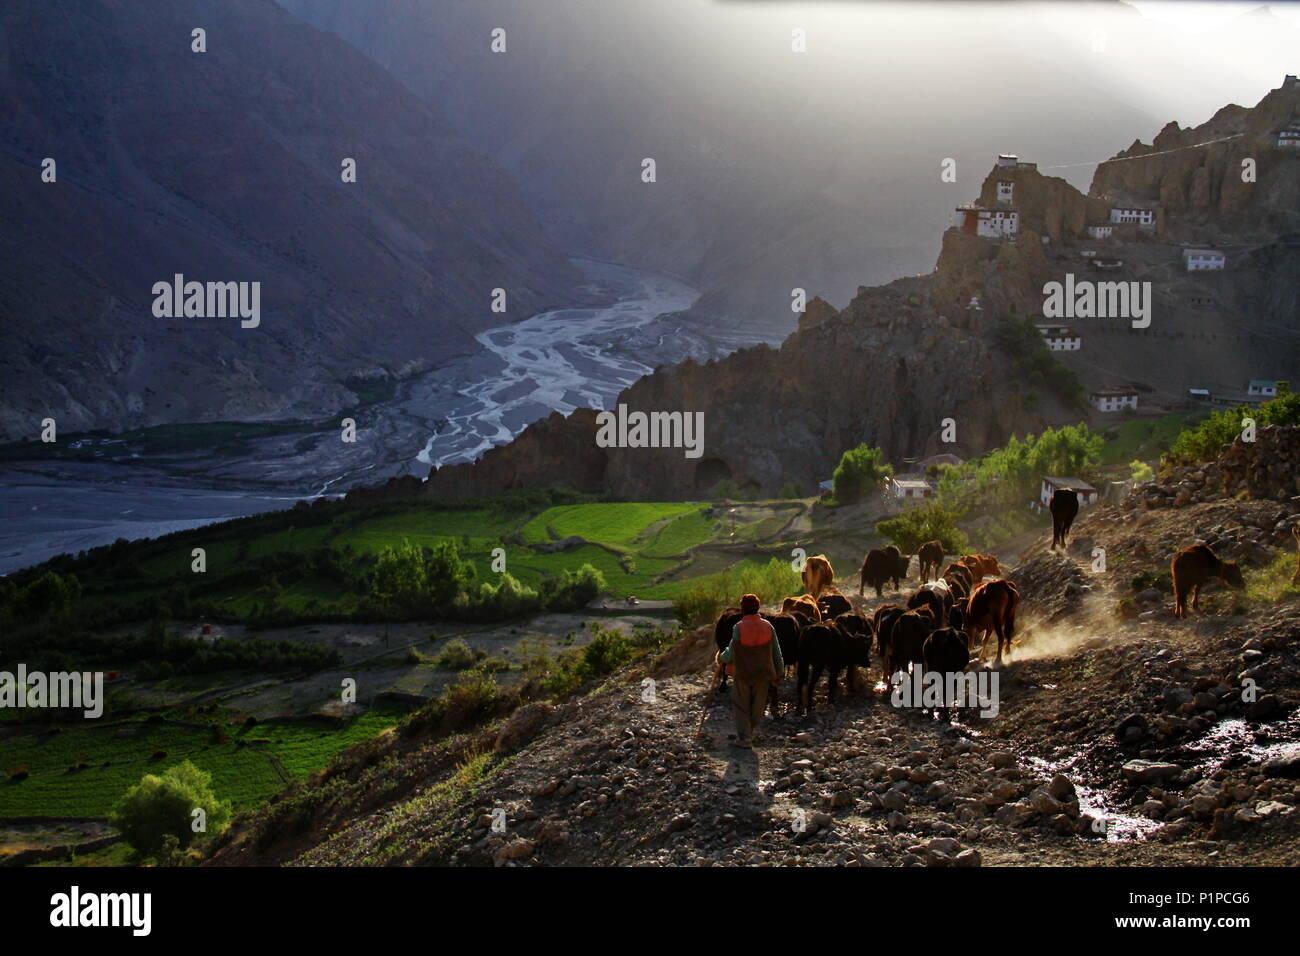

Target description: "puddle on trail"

left=1025, top=754, right=1162, bottom=843
left=1179, top=713, right=1300, bottom=773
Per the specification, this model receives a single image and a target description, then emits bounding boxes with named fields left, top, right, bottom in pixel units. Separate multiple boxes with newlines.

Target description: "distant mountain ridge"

left=0, top=0, right=583, bottom=441
left=345, top=81, right=1299, bottom=503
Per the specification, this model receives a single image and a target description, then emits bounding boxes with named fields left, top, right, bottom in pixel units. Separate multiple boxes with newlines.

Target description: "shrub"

left=434, top=638, right=480, bottom=671
left=831, top=444, right=892, bottom=503
left=876, top=502, right=970, bottom=554
left=672, top=558, right=802, bottom=627
left=110, top=760, right=232, bottom=856
left=1165, top=390, right=1300, bottom=466
left=1130, top=460, right=1154, bottom=483
left=452, top=573, right=542, bottom=621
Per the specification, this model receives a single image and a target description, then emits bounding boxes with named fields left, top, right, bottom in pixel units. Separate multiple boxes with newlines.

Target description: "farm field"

left=0, top=707, right=404, bottom=818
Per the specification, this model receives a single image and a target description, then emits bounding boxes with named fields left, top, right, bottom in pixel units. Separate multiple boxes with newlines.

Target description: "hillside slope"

left=0, top=0, right=582, bottom=441
left=209, top=475, right=1300, bottom=866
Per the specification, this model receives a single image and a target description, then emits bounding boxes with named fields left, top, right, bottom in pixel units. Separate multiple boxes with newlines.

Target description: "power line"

left=1039, top=133, right=1246, bottom=170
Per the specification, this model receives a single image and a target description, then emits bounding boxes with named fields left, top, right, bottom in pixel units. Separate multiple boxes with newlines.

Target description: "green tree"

left=1130, top=460, right=1154, bottom=483
left=832, top=444, right=893, bottom=503
left=876, top=502, right=970, bottom=554
left=110, top=760, right=232, bottom=857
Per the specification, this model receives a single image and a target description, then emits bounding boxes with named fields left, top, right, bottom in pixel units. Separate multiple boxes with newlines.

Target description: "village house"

left=1109, top=202, right=1158, bottom=230
left=888, top=475, right=936, bottom=500
left=997, top=180, right=1014, bottom=202
left=1089, top=257, right=1124, bottom=270
left=1039, top=476, right=1099, bottom=510
left=996, top=153, right=1038, bottom=171
left=1187, top=387, right=1211, bottom=402
left=1248, top=379, right=1278, bottom=398
left=954, top=203, right=1019, bottom=239
left=1182, top=248, right=1225, bottom=271
left=1277, top=120, right=1300, bottom=149
left=1035, top=324, right=1082, bottom=351
left=1089, top=387, right=1138, bottom=412
left=1086, top=224, right=1114, bottom=240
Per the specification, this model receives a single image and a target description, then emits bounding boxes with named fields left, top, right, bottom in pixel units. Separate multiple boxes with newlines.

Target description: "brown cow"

left=781, top=594, right=822, bottom=625
left=801, top=554, right=835, bottom=598
left=965, top=579, right=1020, bottom=667
left=1171, top=544, right=1245, bottom=618
left=959, top=553, right=1002, bottom=581
left=918, top=539, right=945, bottom=582
left=942, top=562, right=974, bottom=593
left=1048, top=489, right=1079, bottom=551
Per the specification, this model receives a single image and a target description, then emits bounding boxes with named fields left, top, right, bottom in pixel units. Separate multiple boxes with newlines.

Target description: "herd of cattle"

left=711, top=508, right=1256, bottom=718
left=712, top=545, right=1020, bottom=719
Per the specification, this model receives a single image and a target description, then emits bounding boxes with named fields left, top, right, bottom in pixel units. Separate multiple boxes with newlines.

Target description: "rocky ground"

left=209, top=489, right=1300, bottom=867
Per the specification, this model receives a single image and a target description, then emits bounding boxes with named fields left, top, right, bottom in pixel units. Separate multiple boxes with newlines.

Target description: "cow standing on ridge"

left=1049, top=489, right=1080, bottom=551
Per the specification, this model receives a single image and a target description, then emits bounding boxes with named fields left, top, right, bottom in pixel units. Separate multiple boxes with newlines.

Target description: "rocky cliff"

left=0, top=0, right=582, bottom=441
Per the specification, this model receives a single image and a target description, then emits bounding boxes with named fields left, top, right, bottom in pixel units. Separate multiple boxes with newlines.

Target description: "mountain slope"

left=0, top=0, right=583, bottom=440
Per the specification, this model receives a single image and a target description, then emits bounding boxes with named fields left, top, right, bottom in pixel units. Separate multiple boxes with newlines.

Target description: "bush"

left=109, top=760, right=232, bottom=857
left=832, top=445, right=892, bottom=503
left=452, top=572, right=542, bottom=621
left=1165, top=390, right=1300, bottom=466
left=1130, top=460, right=1154, bottom=483
left=875, top=502, right=970, bottom=555
left=435, top=638, right=480, bottom=671
left=538, top=564, right=606, bottom=612
left=671, top=558, right=802, bottom=627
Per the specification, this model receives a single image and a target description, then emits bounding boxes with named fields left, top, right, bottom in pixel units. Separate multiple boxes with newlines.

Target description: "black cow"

left=883, top=608, right=931, bottom=681
left=918, top=539, right=946, bottom=581
left=1049, top=488, right=1080, bottom=551
left=796, top=622, right=872, bottom=714
left=922, top=626, right=971, bottom=722
left=859, top=545, right=911, bottom=597
left=872, top=603, right=907, bottom=661
left=907, top=584, right=952, bottom=624
left=817, top=590, right=853, bottom=620
left=712, top=607, right=743, bottom=690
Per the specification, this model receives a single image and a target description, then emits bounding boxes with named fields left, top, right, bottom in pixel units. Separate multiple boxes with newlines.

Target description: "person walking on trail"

left=714, top=593, right=783, bottom=749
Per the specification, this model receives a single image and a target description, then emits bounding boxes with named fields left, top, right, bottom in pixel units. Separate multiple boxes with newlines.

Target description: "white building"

left=1248, top=380, right=1278, bottom=397
left=1089, top=388, right=1139, bottom=412
left=1183, top=248, right=1225, bottom=271
left=1040, top=477, right=1099, bottom=510
left=888, top=476, right=935, bottom=500
left=1035, top=324, right=1082, bottom=351
left=996, top=181, right=1014, bottom=202
left=954, top=204, right=1019, bottom=239
left=1276, top=122, right=1300, bottom=148
left=1109, top=206, right=1157, bottom=229
left=1086, top=224, right=1114, bottom=239
left=996, top=154, right=1019, bottom=167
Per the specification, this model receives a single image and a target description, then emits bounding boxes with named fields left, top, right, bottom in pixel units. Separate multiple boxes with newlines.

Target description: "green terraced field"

left=0, top=708, right=402, bottom=818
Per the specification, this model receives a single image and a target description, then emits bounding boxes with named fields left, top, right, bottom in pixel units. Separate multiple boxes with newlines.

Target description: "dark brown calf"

left=1171, top=544, right=1245, bottom=618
